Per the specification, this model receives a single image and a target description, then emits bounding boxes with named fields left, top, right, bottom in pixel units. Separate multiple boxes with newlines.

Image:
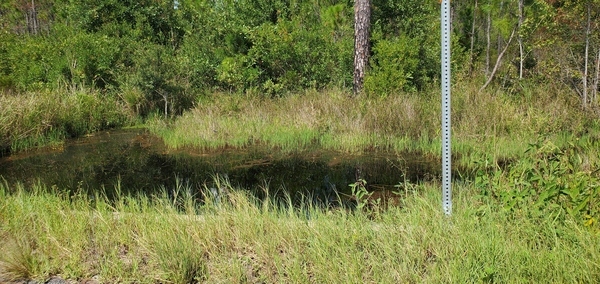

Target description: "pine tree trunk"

left=486, top=10, right=491, bottom=78
left=353, top=0, right=371, bottom=96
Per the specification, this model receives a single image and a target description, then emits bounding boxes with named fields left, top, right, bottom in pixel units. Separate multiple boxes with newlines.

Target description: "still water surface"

left=0, top=129, right=440, bottom=203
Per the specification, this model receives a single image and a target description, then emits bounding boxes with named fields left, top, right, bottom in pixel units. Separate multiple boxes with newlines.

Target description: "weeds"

left=349, top=178, right=370, bottom=210
left=1, top=176, right=599, bottom=283
left=475, top=137, right=600, bottom=228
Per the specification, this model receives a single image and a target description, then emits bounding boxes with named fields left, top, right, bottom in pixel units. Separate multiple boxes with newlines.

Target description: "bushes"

left=126, top=44, right=195, bottom=117
left=476, top=138, right=600, bottom=228
left=2, top=27, right=121, bottom=91
left=1, top=0, right=462, bottom=100
left=4, top=36, right=59, bottom=90
left=245, top=21, right=339, bottom=95
left=364, top=36, right=420, bottom=95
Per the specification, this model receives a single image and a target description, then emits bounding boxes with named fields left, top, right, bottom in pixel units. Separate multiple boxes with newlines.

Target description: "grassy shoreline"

left=147, top=83, right=597, bottom=168
left=2, top=81, right=599, bottom=282
left=2, top=81, right=597, bottom=165
left=0, top=89, right=135, bottom=155
left=1, top=180, right=599, bottom=283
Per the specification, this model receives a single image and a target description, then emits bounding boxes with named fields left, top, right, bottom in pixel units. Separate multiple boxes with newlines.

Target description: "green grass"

left=2, top=81, right=598, bottom=282
left=0, top=88, right=135, bottom=153
left=1, top=179, right=599, bottom=283
left=3, top=80, right=596, bottom=166
left=147, top=82, right=596, bottom=168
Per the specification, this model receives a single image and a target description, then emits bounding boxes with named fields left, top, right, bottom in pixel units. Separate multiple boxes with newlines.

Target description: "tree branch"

left=479, top=26, right=517, bottom=93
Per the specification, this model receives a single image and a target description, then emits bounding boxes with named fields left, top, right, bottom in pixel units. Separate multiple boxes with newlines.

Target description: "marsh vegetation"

left=1, top=177, right=599, bottom=283
left=1, top=0, right=600, bottom=282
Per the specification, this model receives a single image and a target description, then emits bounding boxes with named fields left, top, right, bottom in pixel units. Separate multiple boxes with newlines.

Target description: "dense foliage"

left=2, top=0, right=598, bottom=113
left=476, top=136, right=600, bottom=227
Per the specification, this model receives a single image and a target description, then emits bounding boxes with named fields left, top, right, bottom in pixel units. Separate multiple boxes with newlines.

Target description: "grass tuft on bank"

left=1, top=178, right=599, bottom=283
left=0, top=88, right=135, bottom=154
left=148, top=82, right=596, bottom=167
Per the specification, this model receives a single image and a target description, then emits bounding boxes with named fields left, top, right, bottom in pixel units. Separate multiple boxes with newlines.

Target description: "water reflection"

left=0, top=129, right=440, bottom=203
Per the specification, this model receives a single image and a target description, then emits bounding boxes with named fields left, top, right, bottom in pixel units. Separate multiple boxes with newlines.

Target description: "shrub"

left=476, top=138, right=600, bottom=228
left=364, top=35, right=420, bottom=96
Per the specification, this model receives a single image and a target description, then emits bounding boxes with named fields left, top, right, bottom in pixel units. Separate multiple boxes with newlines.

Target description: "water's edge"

left=0, top=129, right=440, bottom=203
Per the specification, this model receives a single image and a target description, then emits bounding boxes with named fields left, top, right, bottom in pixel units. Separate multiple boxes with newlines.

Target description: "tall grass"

left=0, top=88, right=134, bottom=153
left=148, top=82, right=595, bottom=167
left=1, top=179, right=598, bottom=283
left=3, top=80, right=593, bottom=164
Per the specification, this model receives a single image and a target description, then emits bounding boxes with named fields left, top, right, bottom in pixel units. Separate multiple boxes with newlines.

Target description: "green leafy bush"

left=364, top=35, right=420, bottom=96
left=125, top=44, right=195, bottom=117
left=245, top=21, right=338, bottom=96
left=476, top=138, right=600, bottom=228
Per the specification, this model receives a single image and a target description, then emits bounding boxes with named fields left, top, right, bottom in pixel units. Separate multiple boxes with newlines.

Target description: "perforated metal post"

left=441, top=0, right=452, bottom=216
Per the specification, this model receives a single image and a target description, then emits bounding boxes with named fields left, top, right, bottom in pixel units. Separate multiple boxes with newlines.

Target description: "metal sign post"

left=441, top=0, right=452, bottom=216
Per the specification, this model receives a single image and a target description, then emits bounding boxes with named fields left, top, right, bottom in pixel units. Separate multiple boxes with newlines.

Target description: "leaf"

left=561, top=186, right=580, bottom=201
left=574, top=196, right=590, bottom=213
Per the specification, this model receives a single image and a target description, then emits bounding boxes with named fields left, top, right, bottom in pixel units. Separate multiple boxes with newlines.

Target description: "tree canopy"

left=0, top=0, right=598, bottom=113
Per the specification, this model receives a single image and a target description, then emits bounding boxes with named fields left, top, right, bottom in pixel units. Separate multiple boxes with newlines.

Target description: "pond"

left=0, top=129, right=442, bottom=205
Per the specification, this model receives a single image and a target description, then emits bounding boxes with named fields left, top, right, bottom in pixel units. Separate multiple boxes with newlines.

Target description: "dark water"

left=0, top=129, right=441, bottom=203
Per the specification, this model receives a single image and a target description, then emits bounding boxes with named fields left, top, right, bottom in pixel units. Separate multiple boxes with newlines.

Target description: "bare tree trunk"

left=593, top=49, right=600, bottom=105
left=158, top=90, right=169, bottom=118
left=353, top=0, right=371, bottom=96
left=479, top=27, right=516, bottom=93
left=24, top=11, right=30, bottom=34
left=31, top=0, right=38, bottom=35
left=486, top=10, right=491, bottom=78
left=497, top=0, right=504, bottom=55
left=469, top=0, right=478, bottom=76
left=518, top=0, right=524, bottom=79
left=583, top=1, right=591, bottom=109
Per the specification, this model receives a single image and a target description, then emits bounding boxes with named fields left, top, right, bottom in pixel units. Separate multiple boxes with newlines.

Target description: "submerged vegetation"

left=1, top=176, right=599, bottom=283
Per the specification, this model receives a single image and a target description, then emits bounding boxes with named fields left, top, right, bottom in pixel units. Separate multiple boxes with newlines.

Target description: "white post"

left=441, top=0, right=452, bottom=216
